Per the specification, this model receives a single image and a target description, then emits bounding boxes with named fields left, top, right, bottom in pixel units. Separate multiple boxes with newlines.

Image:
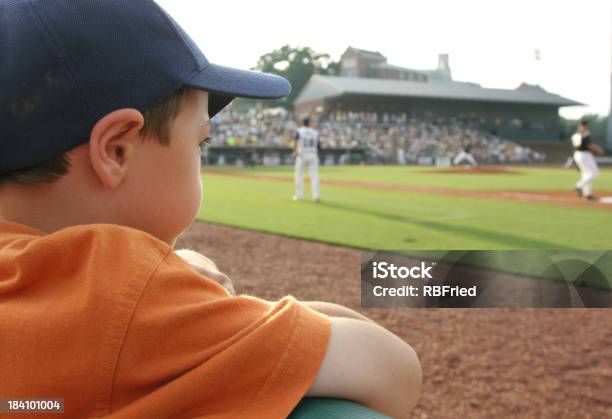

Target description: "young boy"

left=0, top=1, right=421, bottom=418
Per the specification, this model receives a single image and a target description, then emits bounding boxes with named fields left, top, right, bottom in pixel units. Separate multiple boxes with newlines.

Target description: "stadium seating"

left=209, top=108, right=546, bottom=165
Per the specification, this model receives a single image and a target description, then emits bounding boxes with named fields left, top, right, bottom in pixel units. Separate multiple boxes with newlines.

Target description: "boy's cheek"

left=195, top=170, right=204, bottom=205
left=194, top=184, right=203, bottom=215
left=181, top=178, right=203, bottom=227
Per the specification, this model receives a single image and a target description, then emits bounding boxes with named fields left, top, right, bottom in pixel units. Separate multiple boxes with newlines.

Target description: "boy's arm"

left=301, top=301, right=377, bottom=324
left=173, top=250, right=420, bottom=415
left=306, top=317, right=422, bottom=418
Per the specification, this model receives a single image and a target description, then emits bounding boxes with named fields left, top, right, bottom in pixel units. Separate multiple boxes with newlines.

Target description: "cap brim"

left=185, top=63, right=292, bottom=117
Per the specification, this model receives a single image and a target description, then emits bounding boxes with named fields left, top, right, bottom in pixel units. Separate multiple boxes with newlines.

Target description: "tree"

left=249, top=45, right=340, bottom=109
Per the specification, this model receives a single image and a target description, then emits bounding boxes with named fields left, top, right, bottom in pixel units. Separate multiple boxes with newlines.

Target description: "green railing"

left=289, top=398, right=390, bottom=419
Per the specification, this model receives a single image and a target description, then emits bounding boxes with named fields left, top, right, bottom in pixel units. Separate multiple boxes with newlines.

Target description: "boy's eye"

left=198, top=137, right=211, bottom=153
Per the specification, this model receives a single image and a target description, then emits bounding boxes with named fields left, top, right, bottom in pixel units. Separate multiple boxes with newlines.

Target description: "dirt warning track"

left=177, top=222, right=612, bottom=419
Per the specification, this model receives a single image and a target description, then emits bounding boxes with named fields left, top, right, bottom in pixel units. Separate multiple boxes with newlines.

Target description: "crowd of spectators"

left=209, top=108, right=546, bottom=164
left=210, top=108, right=295, bottom=148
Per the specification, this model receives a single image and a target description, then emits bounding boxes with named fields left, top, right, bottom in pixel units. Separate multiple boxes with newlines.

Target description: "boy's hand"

left=175, top=249, right=236, bottom=295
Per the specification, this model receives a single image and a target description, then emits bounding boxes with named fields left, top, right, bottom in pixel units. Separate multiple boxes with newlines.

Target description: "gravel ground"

left=176, top=221, right=612, bottom=419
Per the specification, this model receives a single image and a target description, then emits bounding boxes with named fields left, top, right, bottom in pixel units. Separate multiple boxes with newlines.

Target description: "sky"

left=157, top=0, right=611, bottom=119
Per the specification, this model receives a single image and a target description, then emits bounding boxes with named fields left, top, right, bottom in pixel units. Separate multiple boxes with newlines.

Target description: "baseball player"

left=453, top=143, right=478, bottom=167
left=293, top=117, right=320, bottom=202
left=571, top=120, right=604, bottom=199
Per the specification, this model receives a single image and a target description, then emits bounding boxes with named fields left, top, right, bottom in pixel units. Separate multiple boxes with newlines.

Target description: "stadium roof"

left=295, top=75, right=583, bottom=107
left=346, top=47, right=386, bottom=60
left=370, top=62, right=427, bottom=73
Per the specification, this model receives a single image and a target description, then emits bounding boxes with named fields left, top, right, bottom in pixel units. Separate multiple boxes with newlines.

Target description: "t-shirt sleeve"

left=110, top=249, right=331, bottom=418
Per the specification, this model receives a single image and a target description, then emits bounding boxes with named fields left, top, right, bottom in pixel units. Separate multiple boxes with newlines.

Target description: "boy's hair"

left=0, top=87, right=192, bottom=186
left=303, top=117, right=310, bottom=127
left=580, top=120, right=589, bottom=127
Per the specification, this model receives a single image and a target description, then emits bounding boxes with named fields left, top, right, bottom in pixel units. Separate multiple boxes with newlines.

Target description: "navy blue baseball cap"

left=0, top=0, right=291, bottom=172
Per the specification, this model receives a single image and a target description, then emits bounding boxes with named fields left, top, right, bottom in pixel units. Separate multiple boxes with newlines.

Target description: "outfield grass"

left=197, top=166, right=612, bottom=251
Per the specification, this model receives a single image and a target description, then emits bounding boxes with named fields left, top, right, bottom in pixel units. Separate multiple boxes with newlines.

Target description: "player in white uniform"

left=571, top=120, right=604, bottom=200
left=293, top=117, right=320, bottom=202
left=453, top=144, right=477, bottom=167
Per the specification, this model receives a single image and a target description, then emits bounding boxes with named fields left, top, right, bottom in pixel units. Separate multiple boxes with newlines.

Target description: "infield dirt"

left=207, top=170, right=612, bottom=210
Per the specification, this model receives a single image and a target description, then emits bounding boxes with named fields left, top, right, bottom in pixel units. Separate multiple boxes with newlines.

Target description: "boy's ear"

left=88, top=109, right=145, bottom=190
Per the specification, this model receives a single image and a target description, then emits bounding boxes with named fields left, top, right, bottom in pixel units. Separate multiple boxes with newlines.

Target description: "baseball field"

left=198, top=165, right=612, bottom=250
left=175, top=164, right=612, bottom=418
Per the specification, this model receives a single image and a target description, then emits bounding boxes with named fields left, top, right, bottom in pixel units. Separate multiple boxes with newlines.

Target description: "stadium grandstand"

left=206, top=47, right=586, bottom=166
left=207, top=108, right=545, bottom=166
left=295, top=47, right=582, bottom=144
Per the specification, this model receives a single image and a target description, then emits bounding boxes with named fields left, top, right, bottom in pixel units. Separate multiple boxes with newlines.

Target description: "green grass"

left=196, top=165, right=612, bottom=287
left=197, top=166, right=612, bottom=250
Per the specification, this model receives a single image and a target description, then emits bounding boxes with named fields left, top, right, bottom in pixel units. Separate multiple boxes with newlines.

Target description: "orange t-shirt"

left=0, top=220, right=331, bottom=418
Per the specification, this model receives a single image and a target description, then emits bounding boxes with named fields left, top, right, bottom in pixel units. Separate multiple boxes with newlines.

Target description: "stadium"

left=189, top=45, right=612, bottom=417
left=296, top=47, right=580, bottom=142
left=206, top=46, right=600, bottom=168
left=2, top=0, right=612, bottom=417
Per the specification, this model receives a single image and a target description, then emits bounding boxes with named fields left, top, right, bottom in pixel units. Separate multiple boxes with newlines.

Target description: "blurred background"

left=159, top=0, right=612, bottom=166
left=167, top=2, right=612, bottom=417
